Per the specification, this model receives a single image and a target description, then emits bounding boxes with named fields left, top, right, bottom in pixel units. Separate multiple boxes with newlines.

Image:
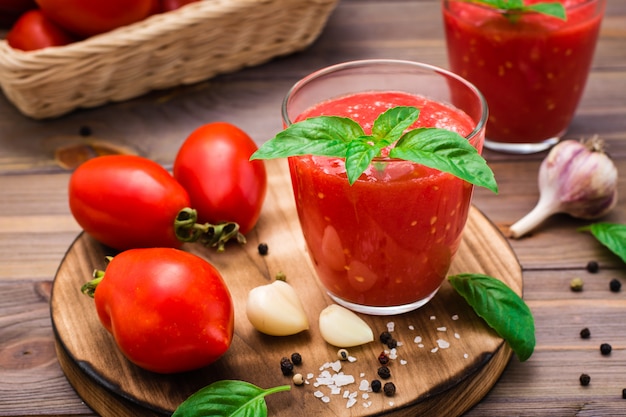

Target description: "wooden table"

left=1, top=1, right=625, bottom=416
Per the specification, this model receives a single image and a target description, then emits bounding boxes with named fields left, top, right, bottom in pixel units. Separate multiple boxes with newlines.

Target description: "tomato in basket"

left=35, top=0, right=157, bottom=37
left=6, top=9, right=77, bottom=51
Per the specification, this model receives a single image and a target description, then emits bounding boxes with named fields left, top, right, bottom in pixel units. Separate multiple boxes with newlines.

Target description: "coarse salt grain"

left=430, top=315, right=436, bottom=320
left=314, top=391, right=324, bottom=398
left=387, top=322, right=395, bottom=332
left=431, top=347, right=439, bottom=353
left=464, top=353, right=469, bottom=359
left=418, top=343, right=424, bottom=348
left=400, top=359, right=407, bottom=365
left=348, top=356, right=357, bottom=363
left=437, top=326, right=447, bottom=332
left=359, top=380, right=369, bottom=391
left=409, top=325, right=415, bottom=330
left=437, top=339, right=451, bottom=349
left=414, top=336, right=422, bottom=343
left=363, top=401, right=372, bottom=408
left=322, top=396, right=330, bottom=403
left=452, top=314, right=459, bottom=320
left=454, top=332, right=460, bottom=339
left=346, top=397, right=357, bottom=408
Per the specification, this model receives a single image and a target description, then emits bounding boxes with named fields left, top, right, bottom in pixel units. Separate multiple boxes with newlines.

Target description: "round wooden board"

left=51, top=159, right=521, bottom=417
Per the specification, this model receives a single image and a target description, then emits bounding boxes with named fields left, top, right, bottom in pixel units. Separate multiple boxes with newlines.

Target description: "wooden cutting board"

left=50, top=159, right=522, bottom=417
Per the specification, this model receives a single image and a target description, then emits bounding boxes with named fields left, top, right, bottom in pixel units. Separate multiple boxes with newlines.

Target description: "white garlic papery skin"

left=509, top=137, right=618, bottom=239
left=246, top=280, right=309, bottom=336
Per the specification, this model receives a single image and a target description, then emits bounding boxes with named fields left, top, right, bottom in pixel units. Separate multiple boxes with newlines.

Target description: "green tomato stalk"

left=174, top=207, right=247, bottom=251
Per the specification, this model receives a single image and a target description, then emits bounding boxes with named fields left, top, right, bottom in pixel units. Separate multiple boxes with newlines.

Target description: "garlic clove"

left=318, top=304, right=374, bottom=347
left=246, top=280, right=309, bottom=336
left=509, top=137, right=618, bottom=239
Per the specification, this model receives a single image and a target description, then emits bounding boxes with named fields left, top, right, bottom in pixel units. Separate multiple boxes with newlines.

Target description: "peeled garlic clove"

left=318, top=304, right=374, bottom=347
left=246, top=280, right=309, bottom=336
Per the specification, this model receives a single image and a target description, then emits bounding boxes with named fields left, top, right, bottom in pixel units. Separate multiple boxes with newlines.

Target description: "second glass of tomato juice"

left=281, top=60, right=488, bottom=315
left=443, top=0, right=606, bottom=154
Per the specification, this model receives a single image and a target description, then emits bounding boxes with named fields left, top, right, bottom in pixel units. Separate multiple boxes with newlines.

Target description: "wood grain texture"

left=50, top=159, right=519, bottom=417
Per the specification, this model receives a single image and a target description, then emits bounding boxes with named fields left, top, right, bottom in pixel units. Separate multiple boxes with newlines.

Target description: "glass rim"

left=281, top=59, right=489, bottom=144
left=444, top=0, right=605, bottom=15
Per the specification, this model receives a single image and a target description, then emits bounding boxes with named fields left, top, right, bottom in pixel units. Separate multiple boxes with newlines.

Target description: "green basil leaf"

left=390, top=128, right=498, bottom=193
left=251, top=116, right=363, bottom=160
left=371, top=106, right=420, bottom=144
left=448, top=274, right=535, bottom=362
left=172, top=380, right=291, bottom=417
left=345, top=139, right=380, bottom=185
left=579, top=222, right=626, bottom=264
left=468, top=0, right=566, bottom=20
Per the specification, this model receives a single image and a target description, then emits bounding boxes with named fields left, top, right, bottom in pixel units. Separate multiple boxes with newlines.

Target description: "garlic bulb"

left=246, top=280, right=309, bottom=336
left=318, top=304, right=374, bottom=347
left=509, top=137, right=618, bottom=239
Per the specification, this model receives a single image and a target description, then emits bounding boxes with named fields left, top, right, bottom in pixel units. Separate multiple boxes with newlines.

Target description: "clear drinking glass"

left=282, top=59, right=488, bottom=315
left=443, top=0, right=606, bottom=154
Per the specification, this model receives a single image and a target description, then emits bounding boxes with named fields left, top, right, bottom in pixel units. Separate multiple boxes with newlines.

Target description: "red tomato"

left=35, top=0, right=156, bottom=37
left=0, top=0, right=37, bottom=27
left=89, top=248, right=234, bottom=373
left=160, top=0, right=199, bottom=12
left=173, top=122, right=267, bottom=235
left=6, top=9, right=77, bottom=51
left=68, top=155, right=191, bottom=251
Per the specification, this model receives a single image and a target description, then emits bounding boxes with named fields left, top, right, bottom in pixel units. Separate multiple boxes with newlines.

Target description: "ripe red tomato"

left=69, top=155, right=191, bottom=251
left=6, top=9, right=77, bottom=51
left=159, top=0, right=199, bottom=12
left=173, top=122, right=267, bottom=235
left=89, top=248, right=234, bottom=373
left=35, top=0, right=156, bottom=37
left=0, top=0, right=37, bottom=27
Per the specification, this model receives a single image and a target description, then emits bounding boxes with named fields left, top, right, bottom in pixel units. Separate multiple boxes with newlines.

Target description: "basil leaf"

left=448, top=273, right=535, bottom=362
left=579, top=222, right=626, bottom=264
left=172, top=380, right=290, bottom=417
left=371, top=106, right=420, bottom=144
left=345, top=139, right=380, bottom=185
left=251, top=116, right=363, bottom=160
left=390, top=128, right=498, bottom=193
left=468, top=0, right=566, bottom=20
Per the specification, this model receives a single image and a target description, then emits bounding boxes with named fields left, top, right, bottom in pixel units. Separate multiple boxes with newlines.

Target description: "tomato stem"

left=81, top=268, right=105, bottom=298
left=174, top=208, right=247, bottom=252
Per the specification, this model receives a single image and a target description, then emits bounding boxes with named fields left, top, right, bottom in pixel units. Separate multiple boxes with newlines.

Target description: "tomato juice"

left=443, top=0, right=605, bottom=152
left=288, top=91, right=479, bottom=313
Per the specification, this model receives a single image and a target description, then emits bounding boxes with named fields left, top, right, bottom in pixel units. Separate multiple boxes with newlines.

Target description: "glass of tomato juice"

left=282, top=59, right=488, bottom=315
left=443, top=0, right=606, bottom=154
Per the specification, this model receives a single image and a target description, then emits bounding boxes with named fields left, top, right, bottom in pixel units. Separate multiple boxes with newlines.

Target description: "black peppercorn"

left=377, top=366, right=391, bottom=379
left=580, top=328, right=591, bottom=339
left=622, top=388, right=626, bottom=399
left=378, top=351, right=390, bottom=365
left=383, top=382, right=396, bottom=397
left=258, top=243, right=269, bottom=255
left=586, top=261, right=599, bottom=273
left=291, top=352, right=302, bottom=366
left=280, top=357, right=294, bottom=375
left=78, top=125, right=92, bottom=136
left=379, top=331, right=392, bottom=344
left=600, top=343, right=612, bottom=355
left=371, top=379, right=382, bottom=393
left=579, top=373, right=591, bottom=386
left=610, top=278, right=622, bottom=292
left=386, top=338, right=398, bottom=349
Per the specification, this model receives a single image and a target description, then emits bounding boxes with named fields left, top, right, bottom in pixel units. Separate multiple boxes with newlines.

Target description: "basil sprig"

left=172, top=380, right=290, bottom=417
left=579, top=222, right=626, bottom=264
left=449, top=273, right=535, bottom=362
left=251, top=106, right=498, bottom=193
left=467, top=0, right=567, bottom=20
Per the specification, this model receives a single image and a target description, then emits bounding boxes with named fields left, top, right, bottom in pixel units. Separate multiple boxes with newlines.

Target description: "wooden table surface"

left=1, top=1, right=626, bottom=416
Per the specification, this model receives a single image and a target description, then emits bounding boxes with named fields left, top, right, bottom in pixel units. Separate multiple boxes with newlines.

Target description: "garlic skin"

left=318, top=304, right=374, bottom=347
left=509, top=137, right=618, bottom=239
left=246, top=280, right=309, bottom=336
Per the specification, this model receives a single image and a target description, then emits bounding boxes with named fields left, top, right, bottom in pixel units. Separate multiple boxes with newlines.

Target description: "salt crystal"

left=388, top=401, right=395, bottom=406
left=454, top=333, right=461, bottom=339
left=343, top=390, right=350, bottom=398
left=359, top=372, right=365, bottom=378
left=430, top=315, right=436, bottom=320
left=363, top=401, right=372, bottom=408
left=359, top=380, right=369, bottom=391
left=348, top=356, right=357, bottom=363
left=414, top=336, right=422, bottom=343
left=437, top=326, right=447, bottom=332
left=418, top=343, right=424, bottom=348
left=321, top=396, right=330, bottom=403
left=452, top=314, right=459, bottom=320
left=437, top=339, right=450, bottom=349
left=362, top=393, right=370, bottom=399
left=400, top=359, right=408, bottom=365
left=396, top=341, right=403, bottom=347
left=431, top=347, right=439, bottom=353
left=330, top=360, right=342, bottom=372
left=314, top=391, right=324, bottom=398
left=346, top=397, right=357, bottom=408
left=330, top=386, right=341, bottom=395
left=464, top=353, right=469, bottom=359
left=387, top=321, right=395, bottom=332
left=307, top=373, right=314, bottom=379
left=408, top=325, right=415, bottom=330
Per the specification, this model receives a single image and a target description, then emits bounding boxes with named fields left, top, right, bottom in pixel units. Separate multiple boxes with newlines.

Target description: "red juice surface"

left=443, top=0, right=604, bottom=143
left=289, top=91, right=478, bottom=307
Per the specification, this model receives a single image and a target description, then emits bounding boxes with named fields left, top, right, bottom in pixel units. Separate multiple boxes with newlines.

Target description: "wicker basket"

left=0, top=0, right=339, bottom=119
